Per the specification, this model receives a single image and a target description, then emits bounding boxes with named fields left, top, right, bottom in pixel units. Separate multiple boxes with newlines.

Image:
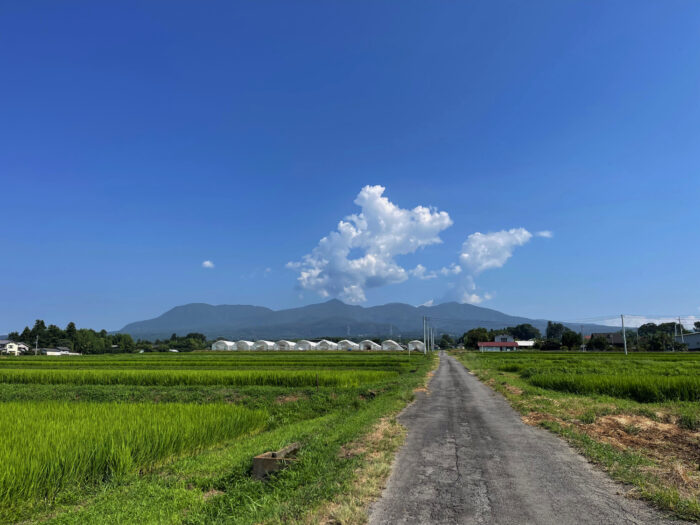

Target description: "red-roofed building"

left=477, top=341, right=519, bottom=352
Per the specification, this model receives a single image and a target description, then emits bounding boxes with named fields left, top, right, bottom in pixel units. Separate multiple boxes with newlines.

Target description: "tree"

left=65, top=322, right=77, bottom=341
left=588, top=335, right=608, bottom=351
left=540, top=339, right=561, bottom=350
left=546, top=321, right=565, bottom=341
left=462, top=328, right=489, bottom=349
left=694, top=321, right=700, bottom=332
left=561, top=329, right=582, bottom=349
left=439, top=334, right=454, bottom=349
left=7, top=331, right=19, bottom=341
left=510, top=323, right=541, bottom=340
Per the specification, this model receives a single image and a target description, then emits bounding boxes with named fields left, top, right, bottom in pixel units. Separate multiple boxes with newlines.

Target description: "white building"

left=337, top=339, right=360, bottom=351
left=515, top=340, right=536, bottom=349
left=211, top=340, right=236, bottom=351
left=0, top=341, right=29, bottom=356
left=274, top=340, right=297, bottom=351
left=359, top=340, right=381, bottom=351
left=382, top=339, right=402, bottom=351
left=316, top=339, right=338, bottom=351
left=236, top=340, right=255, bottom=351
left=296, top=340, right=318, bottom=351
left=254, top=340, right=275, bottom=351
left=408, top=340, right=425, bottom=352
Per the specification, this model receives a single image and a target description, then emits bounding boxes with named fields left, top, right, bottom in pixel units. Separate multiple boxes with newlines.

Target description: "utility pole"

left=423, top=316, right=426, bottom=353
left=621, top=314, right=628, bottom=355
left=34, top=335, right=38, bottom=356
left=679, top=317, right=685, bottom=344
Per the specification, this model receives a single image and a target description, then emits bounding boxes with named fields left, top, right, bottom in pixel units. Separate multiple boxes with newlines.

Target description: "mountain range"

left=118, top=299, right=615, bottom=341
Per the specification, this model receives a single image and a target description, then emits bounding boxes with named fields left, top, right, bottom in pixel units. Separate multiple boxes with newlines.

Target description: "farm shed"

left=316, top=339, right=338, bottom=350
left=359, top=340, right=381, bottom=351
left=254, top=340, right=275, bottom=351
left=274, top=340, right=297, bottom=350
left=676, top=332, right=700, bottom=350
left=296, top=340, right=318, bottom=351
left=478, top=342, right=519, bottom=352
left=337, top=339, right=359, bottom=351
left=211, top=340, right=236, bottom=351
left=236, top=340, right=255, bottom=351
left=382, top=339, right=403, bottom=351
left=408, top=340, right=425, bottom=352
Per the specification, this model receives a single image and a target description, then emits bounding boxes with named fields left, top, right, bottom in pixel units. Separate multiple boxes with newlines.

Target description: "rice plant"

left=0, top=402, right=266, bottom=509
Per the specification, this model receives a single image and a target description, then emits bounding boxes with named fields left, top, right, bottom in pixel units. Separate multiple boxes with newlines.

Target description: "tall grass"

left=0, top=402, right=266, bottom=508
left=528, top=373, right=700, bottom=402
left=0, top=368, right=396, bottom=387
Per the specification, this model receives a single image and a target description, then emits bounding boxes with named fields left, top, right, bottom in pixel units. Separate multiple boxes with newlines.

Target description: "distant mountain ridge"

left=119, top=299, right=614, bottom=340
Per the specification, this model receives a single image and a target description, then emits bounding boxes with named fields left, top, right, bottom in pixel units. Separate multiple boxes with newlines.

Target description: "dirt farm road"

left=368, top=352, right=685, bottom=525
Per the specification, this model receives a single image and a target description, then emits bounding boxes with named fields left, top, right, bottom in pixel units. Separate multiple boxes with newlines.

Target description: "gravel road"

left=369, top=352, right=684, bottom=525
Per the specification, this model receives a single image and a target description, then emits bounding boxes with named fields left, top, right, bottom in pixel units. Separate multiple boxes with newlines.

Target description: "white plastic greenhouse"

left=236, top=340, right=255, bottom=351
left=381, top=339, right=403, bottom=351
left=274, top=340, right=297, bottom=351
left=316, top=339, right=338, bottom=351
left=359, top=340, right=382, bottom=351
left=254, top=340, right=275, bottom=351
left=211, top=340, right=236, bottom=351
left=408, top=340, right=426, bottom=352
left=296, top=340, right=318, bottom=351
left=337, top=339, right=360, bottom=351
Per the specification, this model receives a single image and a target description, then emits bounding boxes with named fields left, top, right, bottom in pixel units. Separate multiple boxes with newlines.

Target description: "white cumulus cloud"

left=536, top=230, right=553, bottom=238
left=410, top=264, right=437, bottom=280
left=288, top=185, right=453, bottom=303
left=459, top=228, right=533, bottom=274
left=202, top=260, right=215, bottom=269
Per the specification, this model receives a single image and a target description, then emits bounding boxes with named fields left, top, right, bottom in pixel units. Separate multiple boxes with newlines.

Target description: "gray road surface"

left=369, top=352, right=684, bottom=525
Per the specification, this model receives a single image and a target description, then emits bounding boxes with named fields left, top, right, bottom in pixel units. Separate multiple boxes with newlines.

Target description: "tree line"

left=7, top=321, right=209, bottom=354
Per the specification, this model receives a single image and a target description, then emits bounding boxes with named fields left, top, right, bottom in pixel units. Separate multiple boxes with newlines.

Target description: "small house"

left=477, top=341, right=519, bottom=352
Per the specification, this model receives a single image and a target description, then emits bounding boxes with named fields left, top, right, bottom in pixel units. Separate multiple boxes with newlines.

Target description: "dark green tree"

left=561, top=329, right=582, bottom=349
left=462, top=328, right=489, bottom=349
left=588, top=335, right=608, bottom=351
left=510, top=323, right=541, bottom=340
left=438, top=334, right=454, bottom=349
left=545, top=321, right=565, bottom=341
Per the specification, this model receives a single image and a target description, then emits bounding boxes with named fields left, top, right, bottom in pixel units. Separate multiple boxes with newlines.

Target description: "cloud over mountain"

left=287, top=185, right=452, bottom=303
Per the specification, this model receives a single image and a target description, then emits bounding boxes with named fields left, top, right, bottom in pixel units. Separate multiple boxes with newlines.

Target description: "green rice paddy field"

left=0, top=351, right=435, bottom=525
left=454, top=351, right=700, bottom=521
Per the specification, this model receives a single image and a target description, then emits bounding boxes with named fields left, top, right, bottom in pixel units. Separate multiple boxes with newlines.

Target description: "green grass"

left=528, top=373, right=700, bottom=402
left=0, top=368, right=396, bottom=387
left=0, top=351, right=436, bottom=524
left=0, top=402, right=266, bottom=518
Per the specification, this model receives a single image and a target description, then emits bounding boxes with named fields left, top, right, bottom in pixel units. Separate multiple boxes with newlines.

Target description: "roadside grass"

left=452, top=351, right=700, bottom=522
left=8, top=352, right=435, bottom=524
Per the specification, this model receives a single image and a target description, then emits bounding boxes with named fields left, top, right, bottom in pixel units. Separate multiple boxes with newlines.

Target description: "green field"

left=0, top=351, right=434, bottom=524
left=453, top=351, right=700, bottom=521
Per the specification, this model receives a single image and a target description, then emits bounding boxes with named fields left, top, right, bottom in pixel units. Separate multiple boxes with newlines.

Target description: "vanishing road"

left=369, top=352, right=684, bottom=525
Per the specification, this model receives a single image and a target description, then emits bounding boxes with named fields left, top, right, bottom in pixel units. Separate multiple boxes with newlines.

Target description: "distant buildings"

left=676, top=332, right=700, bottom=350
left=0, top=340, right=29, bottom=356
left=477, top=341, right=519, bottom=352
left=207, top=337, right=426, bottom=352
left=590, top=333, right=626, bottom=347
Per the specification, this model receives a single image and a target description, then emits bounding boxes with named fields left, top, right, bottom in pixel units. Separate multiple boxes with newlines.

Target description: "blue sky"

left=2, top=1, right=699, bottom=332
